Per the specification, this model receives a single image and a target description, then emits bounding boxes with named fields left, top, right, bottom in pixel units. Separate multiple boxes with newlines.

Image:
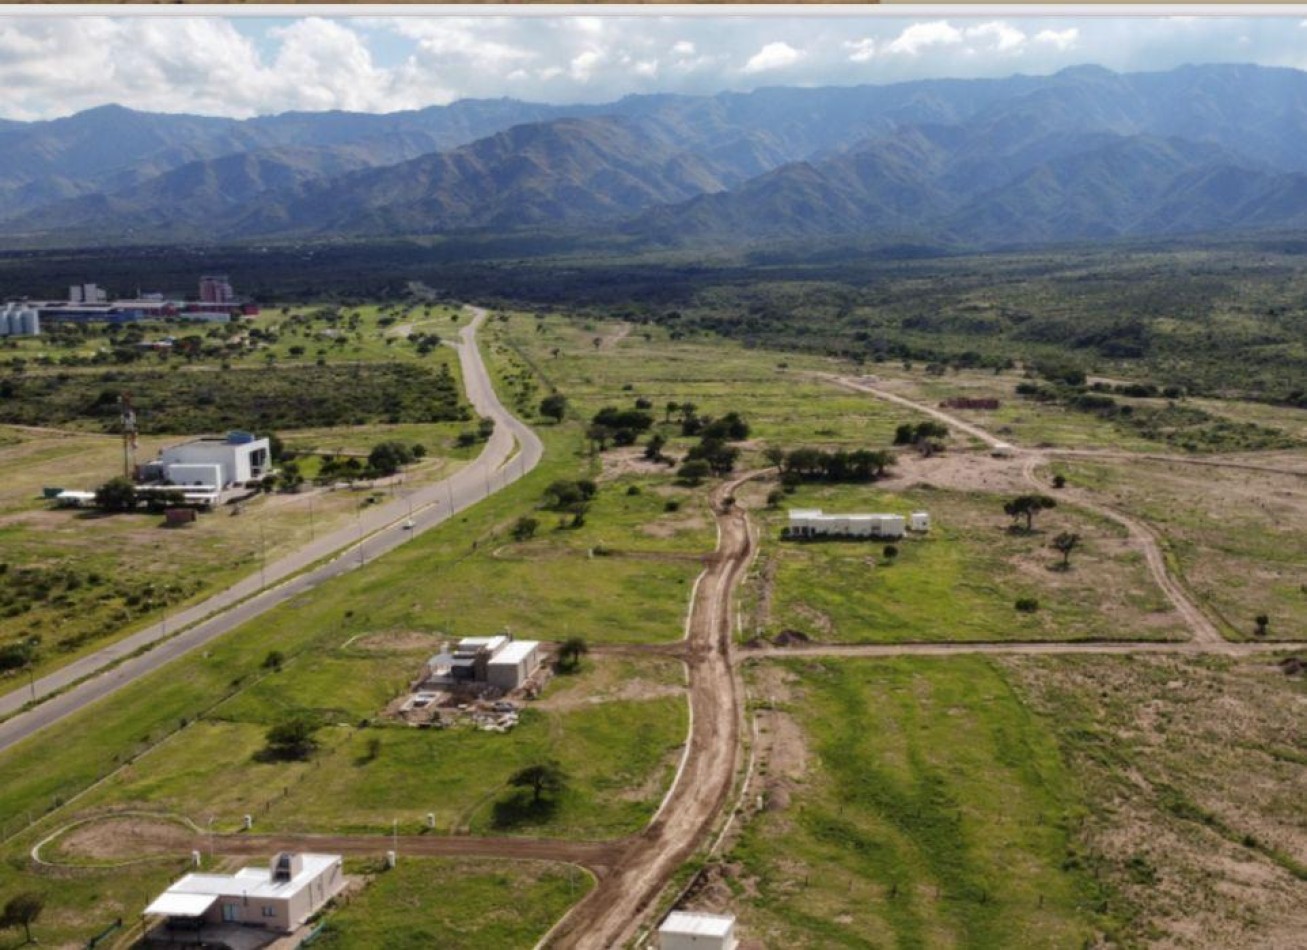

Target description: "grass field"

left=744, top=480, right=1182, bottom=644
left=315, top=857, right=587, bottom=949
left=1053, top=457, right=1307, bottom=640
left=722, top=657, right=1109, bottom=948
left=0, top=420, right=476, bottom=693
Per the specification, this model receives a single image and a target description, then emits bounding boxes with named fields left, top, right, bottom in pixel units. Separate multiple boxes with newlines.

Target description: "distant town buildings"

left=0, top=302, right=40, bottom=337
left=199, top=274, right=235, bottom=305
left=1, top=275, right=258, bottom=328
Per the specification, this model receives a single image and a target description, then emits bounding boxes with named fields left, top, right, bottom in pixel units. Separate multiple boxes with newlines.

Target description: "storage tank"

left=18, top=307, right=39, bottom=336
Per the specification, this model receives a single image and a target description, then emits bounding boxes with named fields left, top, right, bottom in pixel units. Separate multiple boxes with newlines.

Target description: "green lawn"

left=315, top=857, right=586, bottom=949
left=730, top=657, right=1111, bottom=948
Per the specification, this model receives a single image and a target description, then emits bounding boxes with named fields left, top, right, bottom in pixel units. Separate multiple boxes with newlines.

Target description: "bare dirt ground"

left=346, top=630, right=443, bottom=654
left=1003, top=653, right=1307, bottom=949
left=50, top=815, right=197, bottom=863
left=42, top=814, right=626, bottom=874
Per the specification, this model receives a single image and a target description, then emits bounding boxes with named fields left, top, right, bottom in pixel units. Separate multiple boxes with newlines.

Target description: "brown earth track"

left=38, top=816, right=623, bottom=874
left=541, top=474, right=760, bottom=949
left=835, top=374, right=1229, bottom=645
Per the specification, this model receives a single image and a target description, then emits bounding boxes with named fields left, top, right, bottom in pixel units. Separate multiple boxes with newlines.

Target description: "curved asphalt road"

left=0, top=307, right=543, bottom=754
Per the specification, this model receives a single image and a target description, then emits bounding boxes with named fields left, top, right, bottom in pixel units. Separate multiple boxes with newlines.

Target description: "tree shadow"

left=490, top=791, right=558, bottom=830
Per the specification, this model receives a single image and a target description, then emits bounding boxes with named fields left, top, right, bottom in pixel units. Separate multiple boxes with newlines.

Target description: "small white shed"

left=909, top=511, right=931, bottom=532
left=658, top=911, right=738, bottom=950
left=990, top=442, right=1015, bottom=458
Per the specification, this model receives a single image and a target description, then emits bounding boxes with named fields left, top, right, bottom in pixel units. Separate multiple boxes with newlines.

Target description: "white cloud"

left=886, top=21, right=963, bottom=57
left=570, top=49, right=604, bottom=82
left=633, top=59, right=659, bottom=78
left=1034, top=28, right=1079, bottom=51
left=742, top=41, right=802, bottom=74
left=672, top=40, right=696, bottom=57
left=844, top=38, right=876, bottom=64
left=965, top=22, right=1027, bottom=53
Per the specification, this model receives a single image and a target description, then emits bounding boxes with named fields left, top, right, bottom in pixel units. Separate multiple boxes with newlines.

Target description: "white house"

left=422, top=634, right=542, bottom=691
left=787, top=509, right=907, bottom=539
left=658, top=911, right=738, bottom=950
left=155, top=432, right=271, bottom=488
left=145, top=852, right=345, bottom=934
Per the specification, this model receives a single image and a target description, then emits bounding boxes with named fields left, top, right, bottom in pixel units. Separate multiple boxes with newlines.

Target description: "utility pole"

left=259, top=521, right=267, bottom=590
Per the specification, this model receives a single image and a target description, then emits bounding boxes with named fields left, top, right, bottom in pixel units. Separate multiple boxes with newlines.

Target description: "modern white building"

left=487, top=640, right=542, bottom=691
left=145, top=852, right=345, bottom=934
left=152, top=432, right=271, bottom=489
left=423, top=634, right=542, bottom=691
left=787, top=509, right=908, bottom=539
left=658, top=911, right=738, bottom=950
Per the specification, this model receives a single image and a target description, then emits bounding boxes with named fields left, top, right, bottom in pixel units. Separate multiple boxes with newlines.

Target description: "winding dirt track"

left=835, top=374, right=1227, bottom=645
left=540, top=475, right=758, bottom=949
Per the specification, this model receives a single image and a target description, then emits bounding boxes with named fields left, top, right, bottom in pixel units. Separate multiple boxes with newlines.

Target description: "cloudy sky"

left=1, top=12, right=1305, bottom=121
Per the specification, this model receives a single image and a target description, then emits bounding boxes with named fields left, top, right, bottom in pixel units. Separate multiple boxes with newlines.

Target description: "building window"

left=262, top=906, right=277, bottom=918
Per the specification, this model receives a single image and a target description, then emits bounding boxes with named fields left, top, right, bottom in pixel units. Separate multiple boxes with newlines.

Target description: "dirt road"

left=542, top=475, right=759, bottom=949
left=834, top=374, right=1228, bottom=645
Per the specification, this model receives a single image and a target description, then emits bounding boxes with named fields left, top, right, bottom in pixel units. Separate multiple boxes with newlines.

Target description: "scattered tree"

left=539, top=393, right=568, bottom=423
left=262, top=650, right=284, bottom=672
left=1051, top=531, right=1081, bottom=568
left=1052, top=474, right=1067, bottom=489
left=1015, top=597, right=1040, bottom=613
left=883, top=544, right=899, bottom=561
left=1, top=892, right=43, bottom=945
left=509, top=761, right=567, bottom=804
left=1004, top=494, right=1057, bottom=532
left=94, top=476, right=138, bottom=512
left=677, top=459, right=712, bottom=486
left=261, top=715, right=320, bottom=762
left=1255, top=613, right=1270, bottom=636
left=368, top=441, right=414, bottom=477
left=558, top=636, right=589, bottom=671
left=512, top=516, right=539, bottom=541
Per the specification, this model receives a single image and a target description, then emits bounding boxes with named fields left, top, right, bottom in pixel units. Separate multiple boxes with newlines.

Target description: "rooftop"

left=659, top=911, right=735, bottom=937
left=488, top=640, right=540, bottom=666
left=159, top=853, right=339, bottom=903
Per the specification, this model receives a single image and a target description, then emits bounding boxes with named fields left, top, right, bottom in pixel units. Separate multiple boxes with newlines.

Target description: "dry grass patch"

left=1003, top=653, right=1307, bottom=948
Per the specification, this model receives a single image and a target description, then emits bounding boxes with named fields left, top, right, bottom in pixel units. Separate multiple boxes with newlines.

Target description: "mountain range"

left=8, top=63, right=1307, bottom=251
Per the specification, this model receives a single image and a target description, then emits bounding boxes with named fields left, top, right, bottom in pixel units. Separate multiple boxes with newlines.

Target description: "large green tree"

left=509, top=761, right=567, bottom=804
left=1004, top=494, right=1057, bottom=532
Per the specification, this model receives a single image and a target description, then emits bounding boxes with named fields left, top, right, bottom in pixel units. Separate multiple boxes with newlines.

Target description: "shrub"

left=1015, top=597, right=1040, bottom=613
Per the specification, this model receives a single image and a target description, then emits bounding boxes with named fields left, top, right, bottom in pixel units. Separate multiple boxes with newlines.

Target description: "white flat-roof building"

left=658, top=911, right=738, bottom=950
left=145, top=852, right=345, bottom=934
left=155, top=432, right=270, bottom=488
left=787, top=509, right=907, bottom=539
left=422, top=634, right=542, bottom=691
left=487, top=640, right=542, bottom=691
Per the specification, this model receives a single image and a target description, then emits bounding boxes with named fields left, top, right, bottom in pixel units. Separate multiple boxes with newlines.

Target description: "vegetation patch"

left=315, top=857, right=585, bottom=949
left=728, top=657, right=1107, bottom=948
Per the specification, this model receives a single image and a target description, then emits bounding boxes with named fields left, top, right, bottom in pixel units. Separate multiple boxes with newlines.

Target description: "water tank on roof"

left=226, top=431, right=255, bottom=445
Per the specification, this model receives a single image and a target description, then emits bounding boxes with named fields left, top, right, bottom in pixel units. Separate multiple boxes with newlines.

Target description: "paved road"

left=0, top=308, right=542, bottom=754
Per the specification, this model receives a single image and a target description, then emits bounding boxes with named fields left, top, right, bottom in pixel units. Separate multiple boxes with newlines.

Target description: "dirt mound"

left=772, top=629, right=811, bottom=647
